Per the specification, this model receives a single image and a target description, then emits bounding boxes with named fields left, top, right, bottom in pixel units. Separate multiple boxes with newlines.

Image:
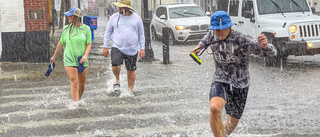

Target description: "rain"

left=1, top=0, right=320, bottom=137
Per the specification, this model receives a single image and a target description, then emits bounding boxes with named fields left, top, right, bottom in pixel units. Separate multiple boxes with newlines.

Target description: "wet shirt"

left=60, top=24, right=92, bottom=67
left=103, top=12, right=145, bottom=56
left=198, top=30, right=276, bottom=88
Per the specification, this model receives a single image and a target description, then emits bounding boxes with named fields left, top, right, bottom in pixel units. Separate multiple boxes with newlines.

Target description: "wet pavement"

left=1, top=16, right=320, bottom=137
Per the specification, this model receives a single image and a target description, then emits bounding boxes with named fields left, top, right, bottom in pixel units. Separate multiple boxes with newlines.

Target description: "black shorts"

left=111, top=47, right=138, bottom=71
left=209, top=82, right=249, bottom=119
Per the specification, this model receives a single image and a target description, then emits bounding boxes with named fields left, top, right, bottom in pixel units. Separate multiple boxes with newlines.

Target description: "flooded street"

left=1, top=16, right=320, bottom=137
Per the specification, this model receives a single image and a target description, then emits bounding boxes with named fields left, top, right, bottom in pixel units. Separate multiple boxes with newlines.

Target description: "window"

left=257, top=0, right=310, bottom=15
left=156, top=7, right=167, bottom=18
left=229, top=0, right=239, bottom=16
left=242, top=0, right=254, bottom=18
left=169, top=6, right=205, bottom=19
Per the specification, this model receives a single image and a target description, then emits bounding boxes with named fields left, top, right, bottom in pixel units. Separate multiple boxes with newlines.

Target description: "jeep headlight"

left=289, top=25, right=297, bottom=33
left=175, top=25, right=189, bottom=30
left=308, top=42, right=313, bottom=48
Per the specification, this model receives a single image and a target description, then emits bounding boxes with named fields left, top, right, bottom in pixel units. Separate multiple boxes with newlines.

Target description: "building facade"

left=0, top=0, right=50, bottom=62
left=309, top=0, right=320, bottom=12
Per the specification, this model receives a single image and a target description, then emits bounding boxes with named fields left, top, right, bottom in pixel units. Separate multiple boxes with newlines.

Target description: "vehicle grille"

left=186, top=34, right=206, bottom=41
left=191, top=25, right=199, bottom=31
left=299, top=24, right=320, bottom=38
left=190, top=25, right=209, bottom=31
left=201, top=25, right=209, bottom=30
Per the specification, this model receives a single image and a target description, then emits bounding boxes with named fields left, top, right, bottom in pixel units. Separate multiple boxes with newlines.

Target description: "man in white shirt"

left=103, top=0, right=145, bottom=96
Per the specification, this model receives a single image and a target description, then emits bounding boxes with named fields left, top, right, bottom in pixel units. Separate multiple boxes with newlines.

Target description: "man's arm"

left=243, top=32, right=276, bottom=57
left=103, top=19, right=113, bottom=48
left=258, top=34, right=277, bottom=56
left=103, top=17, right=114, bottom=58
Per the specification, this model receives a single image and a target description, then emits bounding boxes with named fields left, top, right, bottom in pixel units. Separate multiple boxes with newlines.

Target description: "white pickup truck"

left=227, top=0, right=320, bottom=65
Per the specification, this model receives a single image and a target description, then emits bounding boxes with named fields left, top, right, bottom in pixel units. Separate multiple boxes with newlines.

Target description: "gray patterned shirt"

left=199, top=30, right=277, bottom=88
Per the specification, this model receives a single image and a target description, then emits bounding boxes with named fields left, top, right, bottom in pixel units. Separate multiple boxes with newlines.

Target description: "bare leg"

left=224, top=115, right=240, bottom=135
left=52, top=24, right=55, bottom=36
left=210, top=97, right=226, bottom=137
left=127, top=70, right=135, bottom=93
left=49, top=24, right=51, bottom=34
left=65, top=67, right=80, bottom=101
left=112, top=65, right=121, bottom=84
left=78, top=67, right=88, bottom=99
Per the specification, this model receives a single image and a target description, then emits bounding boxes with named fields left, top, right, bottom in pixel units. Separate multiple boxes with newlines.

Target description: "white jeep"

left=228, top=0, right=320, bottom=65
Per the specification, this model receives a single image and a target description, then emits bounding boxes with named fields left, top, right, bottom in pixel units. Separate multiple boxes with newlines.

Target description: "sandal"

left=113, top=84, right=121, bottom=93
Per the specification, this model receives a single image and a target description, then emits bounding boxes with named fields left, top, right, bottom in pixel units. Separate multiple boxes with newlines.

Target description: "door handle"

left=239, top=21, right=244, bottom=24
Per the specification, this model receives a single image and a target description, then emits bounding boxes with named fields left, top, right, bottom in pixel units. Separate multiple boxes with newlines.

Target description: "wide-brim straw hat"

left=113, top=0, right=134, bottom=10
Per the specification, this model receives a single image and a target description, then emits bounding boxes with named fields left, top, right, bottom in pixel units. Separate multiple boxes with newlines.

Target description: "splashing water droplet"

left=6, top=114, right=10, bottom=123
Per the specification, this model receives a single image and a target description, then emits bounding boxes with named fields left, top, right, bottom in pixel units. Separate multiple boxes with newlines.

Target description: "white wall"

left=131, top=0, right=142, bottom=17
left=0, top=0, right=25, bottom=32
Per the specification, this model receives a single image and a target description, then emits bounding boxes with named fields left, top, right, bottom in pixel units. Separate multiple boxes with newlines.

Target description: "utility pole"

left=65, top=0, right=71, bottom=25
left=78, top=0, right=80, bottom=9
left=59, top=0, right=65, bottom=29
left=139, top=0, right=156, bottom=62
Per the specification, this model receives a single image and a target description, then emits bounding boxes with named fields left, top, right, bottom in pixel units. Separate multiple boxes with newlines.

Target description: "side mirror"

left=206, top=11, right=211, bottom=16
left=244, top=11, right=255, bottom=23
left=160, top=15, right=167, bottom=20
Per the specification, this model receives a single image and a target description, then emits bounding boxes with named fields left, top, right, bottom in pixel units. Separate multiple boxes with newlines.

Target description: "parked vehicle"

left=150, top=3, right=210, bottom=44
left=228, top=0, right=320, bottom=65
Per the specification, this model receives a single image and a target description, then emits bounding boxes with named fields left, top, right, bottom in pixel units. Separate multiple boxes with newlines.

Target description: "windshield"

left=257, top=0, right=310, bottom=15
left=169, top=6, right=205, bottom=19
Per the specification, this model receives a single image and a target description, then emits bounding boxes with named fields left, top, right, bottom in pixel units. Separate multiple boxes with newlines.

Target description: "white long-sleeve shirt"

left=103, top=12, right=145, bottom=56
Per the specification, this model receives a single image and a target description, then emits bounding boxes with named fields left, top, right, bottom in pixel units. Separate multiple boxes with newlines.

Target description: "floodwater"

left=1, top=16, right=320, bottom=137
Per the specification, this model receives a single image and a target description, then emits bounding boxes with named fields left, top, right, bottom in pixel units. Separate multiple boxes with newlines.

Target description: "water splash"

left=104, top=64, right=129, bottom=94
left=30, top=88, right=68, bottom=110
left=91, top=129, right=109, bottom=137
left=6, top=113, right=10, bottom=122
left=28, top=87, right=89, bottom=111
left=97, top=72, right=100, bottom=79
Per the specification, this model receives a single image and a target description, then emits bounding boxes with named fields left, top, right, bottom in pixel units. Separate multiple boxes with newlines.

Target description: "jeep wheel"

left=151, top=26, right=157, bottom=41
left=169, top=30, right=177, bottom=45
